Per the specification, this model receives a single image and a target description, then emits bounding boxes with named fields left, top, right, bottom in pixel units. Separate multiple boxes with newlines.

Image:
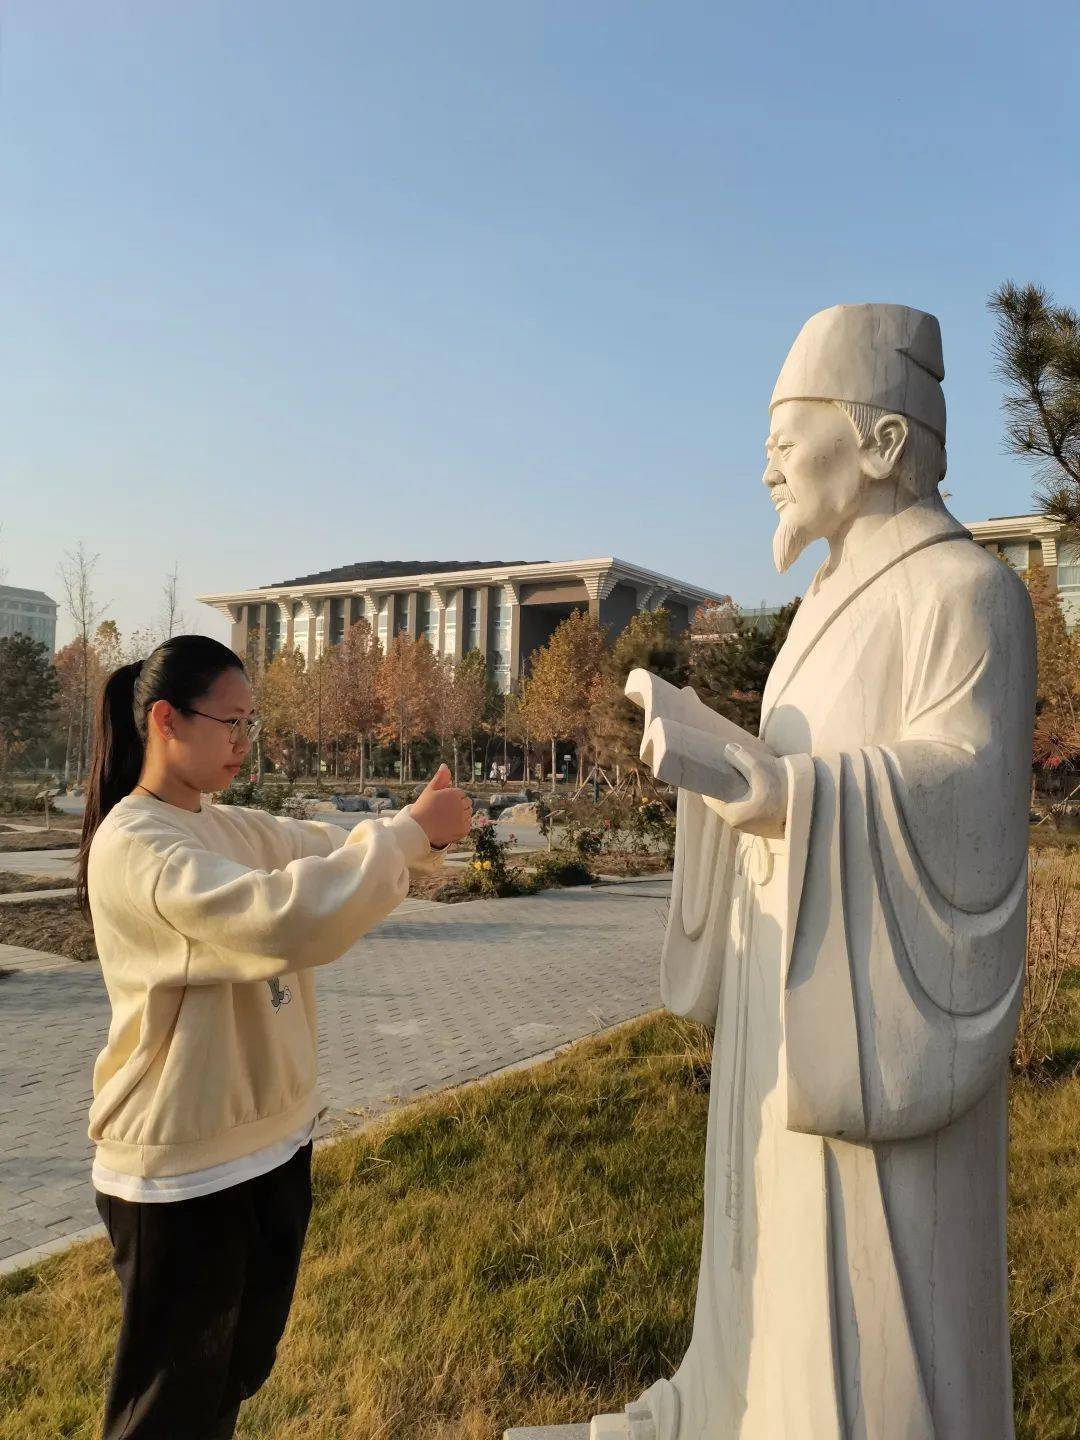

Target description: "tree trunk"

left=358, top=734, right=366, bottom=789
left=452, top=738, right=459, bottom=785
left=63, top=712, right=74, bottom=786
left=551, top=737, right=556, bottom=792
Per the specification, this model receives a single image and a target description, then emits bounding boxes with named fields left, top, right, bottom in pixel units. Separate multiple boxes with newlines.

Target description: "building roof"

left=0, top=585, right=57, bottom=606
left=266, top=559, right=537, bottom=587
left=964, top=512, right=1064, bottom=538
left=198, top=555, right=727, bottom=619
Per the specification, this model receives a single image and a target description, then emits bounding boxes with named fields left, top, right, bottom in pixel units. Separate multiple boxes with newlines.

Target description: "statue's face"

left=763, top=400, right=867, bottom=573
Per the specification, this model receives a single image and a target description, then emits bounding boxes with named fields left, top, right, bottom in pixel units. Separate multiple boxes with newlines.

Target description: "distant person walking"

left=78, top=635, right=471, bottom=1440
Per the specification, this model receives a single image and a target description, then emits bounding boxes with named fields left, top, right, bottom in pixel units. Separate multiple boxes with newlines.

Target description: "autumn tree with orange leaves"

left=377, top=634, right=439, bottom=781
left=1026, top=564, right=1080, bottom=823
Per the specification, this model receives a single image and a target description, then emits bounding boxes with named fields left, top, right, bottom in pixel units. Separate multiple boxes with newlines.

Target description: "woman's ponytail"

left=76, top=635, right=244, bottom=913
left=77, top=661, right=147, bottom=910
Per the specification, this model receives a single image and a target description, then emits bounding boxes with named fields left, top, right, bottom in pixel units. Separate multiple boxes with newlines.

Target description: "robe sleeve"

left=782, top=561, right=1035, bottom=1142
left=659, top=788, right=739, bottom=1026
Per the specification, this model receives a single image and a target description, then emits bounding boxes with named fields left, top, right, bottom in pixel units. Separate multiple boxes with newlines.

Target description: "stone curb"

left=0, top=888, right=78, bottom=906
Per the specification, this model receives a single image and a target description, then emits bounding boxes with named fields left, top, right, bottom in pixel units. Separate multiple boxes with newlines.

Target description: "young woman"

left=80, top=634, right=471, bottom=1440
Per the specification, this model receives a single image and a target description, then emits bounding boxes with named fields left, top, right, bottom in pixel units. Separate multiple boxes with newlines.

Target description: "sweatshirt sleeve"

left=238, top=802, right=442, bottom=875
left=231, top=806, right=347, bottom=860
left=144, top=816, right=422, bottom=985
left=384, top=806, right=446, bottom=877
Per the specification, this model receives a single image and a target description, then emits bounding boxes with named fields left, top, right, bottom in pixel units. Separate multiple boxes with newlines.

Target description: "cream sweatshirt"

left=86, top=794, right=439, bottom=1178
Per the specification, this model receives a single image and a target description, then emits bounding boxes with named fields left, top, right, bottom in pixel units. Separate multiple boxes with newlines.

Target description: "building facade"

left=198, top=557, right=724, bottom=689
left=0, top=585, right=58, bottom=652
left=965, top=513, right=1080, bottom=625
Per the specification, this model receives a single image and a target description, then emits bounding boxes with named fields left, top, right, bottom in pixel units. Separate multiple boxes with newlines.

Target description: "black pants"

left=95, top=1142, right=312, bottom=1440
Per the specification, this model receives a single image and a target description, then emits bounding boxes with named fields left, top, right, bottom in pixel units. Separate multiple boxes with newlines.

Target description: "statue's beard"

left=771, top=484, right=813, bottom=573
left=769, top=482, right=810, bottom=574
left=772, top=518, right=810, bottom=574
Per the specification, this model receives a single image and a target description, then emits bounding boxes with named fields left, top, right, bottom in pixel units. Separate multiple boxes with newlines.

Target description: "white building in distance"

left=0, top=585, right=58, bottom=653
left=965, top=512, right=1080, bottom=625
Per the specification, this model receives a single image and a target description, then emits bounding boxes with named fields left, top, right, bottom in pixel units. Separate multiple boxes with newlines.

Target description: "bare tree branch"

left=57, top=544, right=108, bottom=783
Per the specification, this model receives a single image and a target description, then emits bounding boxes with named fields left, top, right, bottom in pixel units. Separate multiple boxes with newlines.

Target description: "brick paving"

left=0, top=878, right=671, bottom=1272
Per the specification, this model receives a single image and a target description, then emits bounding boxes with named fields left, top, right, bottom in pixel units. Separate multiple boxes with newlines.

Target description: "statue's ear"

left=863, top=413, right=909, bottom=479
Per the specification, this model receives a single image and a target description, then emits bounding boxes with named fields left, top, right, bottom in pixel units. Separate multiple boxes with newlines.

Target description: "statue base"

left=502, top=1427, right=590, bottom=1439
left=503, top=1413, right=635, bottom=1438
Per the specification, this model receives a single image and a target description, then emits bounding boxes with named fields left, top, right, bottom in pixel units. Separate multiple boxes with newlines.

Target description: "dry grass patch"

left=0, top=898, right=96, bottom=962
left=0, top=831, right=79, bottom=853
left=0, top=872, right=74, bottom=896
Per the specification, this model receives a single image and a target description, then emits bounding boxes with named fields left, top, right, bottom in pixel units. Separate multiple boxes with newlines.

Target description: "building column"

left=402, top=590, right=419, bottom=640
left=257, top=602, right=272, bottom=665
left=228, top=604, right=250, bottom=662
left=477, top=586, right=491, bottom=659
left=1040, top=536, right=1059, bottom=588
left=425, top=588, right=445, bottom=657
left=383, top=594, right=397, bottom=645
left=504, top=581, right=521, bottom=686
left=270, top=599, right=290, bottom=660
left=358, top=592, right=378, bottom=635
left=316, top=599, right=330, bottom=658
left=583, top=567, right=617, bottom=623
left=295, top=598, right=320, bottom=665
left=444, top=586, right=463, bottom=660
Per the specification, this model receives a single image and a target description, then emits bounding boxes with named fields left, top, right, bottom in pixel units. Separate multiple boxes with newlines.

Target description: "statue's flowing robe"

left=644, top=504, right=1034, bottom=1440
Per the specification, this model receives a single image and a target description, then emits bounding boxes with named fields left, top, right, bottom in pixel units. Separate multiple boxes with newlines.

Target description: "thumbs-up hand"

left=409, top=764, right=472, bottom=848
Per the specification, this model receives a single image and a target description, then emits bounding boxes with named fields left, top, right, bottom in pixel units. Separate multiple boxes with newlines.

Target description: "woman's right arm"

left=122, top=815, right=430, bottom=985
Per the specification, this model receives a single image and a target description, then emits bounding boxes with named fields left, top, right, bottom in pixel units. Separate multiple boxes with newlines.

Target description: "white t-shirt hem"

left=92, top=1119, right=315, bottom=1203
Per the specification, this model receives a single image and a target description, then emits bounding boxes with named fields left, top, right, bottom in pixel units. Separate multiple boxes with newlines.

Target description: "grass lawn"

left=2, top=1005, right=1080, bottom=1439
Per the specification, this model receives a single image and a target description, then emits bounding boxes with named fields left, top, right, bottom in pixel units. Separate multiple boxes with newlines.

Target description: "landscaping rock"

left=497, top=802, right=538, bottom=825
left=331, top=794, right=371, bottom=812
left=489, top=791, right=529, bottom=812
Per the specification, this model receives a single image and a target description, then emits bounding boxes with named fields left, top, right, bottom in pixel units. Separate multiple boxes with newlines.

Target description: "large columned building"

left=197, top=556, right=724, bottom=690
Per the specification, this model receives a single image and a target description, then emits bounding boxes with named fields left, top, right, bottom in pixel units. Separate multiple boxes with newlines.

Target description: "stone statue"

left=590, top=305, right=1036, bottom=1439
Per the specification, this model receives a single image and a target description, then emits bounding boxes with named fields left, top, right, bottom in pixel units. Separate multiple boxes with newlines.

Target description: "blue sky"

left=2, top=0, right=1078, bottom=645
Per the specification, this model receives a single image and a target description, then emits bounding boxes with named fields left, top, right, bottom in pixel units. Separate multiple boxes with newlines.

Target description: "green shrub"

left=529, top=852, right=593, bottom=888
left=215, top=778, right=291, bottom=815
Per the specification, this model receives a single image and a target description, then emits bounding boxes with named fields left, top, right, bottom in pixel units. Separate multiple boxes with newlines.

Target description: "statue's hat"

left=770, top=303, right=946, bottom=442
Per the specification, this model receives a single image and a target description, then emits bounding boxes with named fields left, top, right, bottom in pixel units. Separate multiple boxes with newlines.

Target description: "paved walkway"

left=0, top=877, right=671, bottom=1272
left=0, top=847, right=78, bottom=880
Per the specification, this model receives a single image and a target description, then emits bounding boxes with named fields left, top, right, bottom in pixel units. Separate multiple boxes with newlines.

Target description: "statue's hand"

left=706, top=743, right=788, bottom=839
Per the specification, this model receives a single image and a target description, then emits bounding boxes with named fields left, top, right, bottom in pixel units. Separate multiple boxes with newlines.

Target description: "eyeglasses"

left=181, top=708, right=263, bottom=746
